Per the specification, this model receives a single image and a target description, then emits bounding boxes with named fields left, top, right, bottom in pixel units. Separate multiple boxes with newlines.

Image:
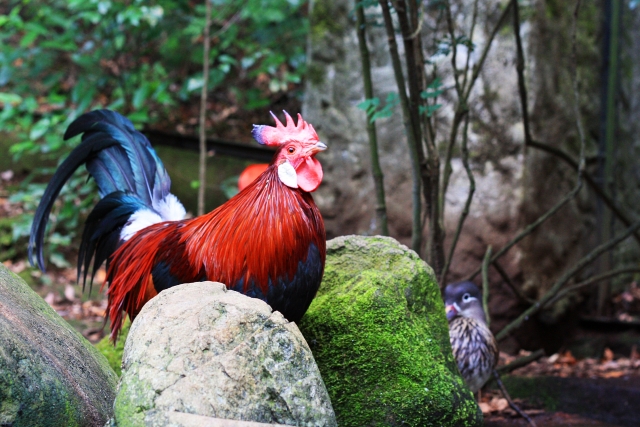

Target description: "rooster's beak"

left=308, top=141, right=327, bottom=155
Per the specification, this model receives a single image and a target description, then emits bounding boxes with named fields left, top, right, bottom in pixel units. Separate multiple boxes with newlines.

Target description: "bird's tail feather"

left=28, top=109, right=184, bottom=287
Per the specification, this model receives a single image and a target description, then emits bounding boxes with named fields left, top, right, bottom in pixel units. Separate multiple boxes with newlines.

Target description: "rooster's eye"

left=287, top=147, right=295, bottom=154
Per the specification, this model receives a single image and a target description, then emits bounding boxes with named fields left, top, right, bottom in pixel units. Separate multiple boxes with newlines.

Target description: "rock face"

left=298, top=235, right=482, bottom=426
left=303, top=0, right=608, bottom=353
left=114, top=281, right=336, bottom=427
left=0, top=263, right=117, bottom=427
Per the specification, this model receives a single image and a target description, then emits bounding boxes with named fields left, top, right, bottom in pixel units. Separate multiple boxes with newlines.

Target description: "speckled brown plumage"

left=448, top=315, right=498, bottom=392
left=445, top=281, right=498, bottom=393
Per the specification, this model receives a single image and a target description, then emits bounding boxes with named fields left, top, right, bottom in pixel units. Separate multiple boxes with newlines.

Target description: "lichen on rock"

left=298, top=235, right=483, bottom=426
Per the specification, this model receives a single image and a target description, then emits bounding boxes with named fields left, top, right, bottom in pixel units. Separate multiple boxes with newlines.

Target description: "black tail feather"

left=78, top=192, right=146, bottom=291
left=29, top=109, right=173, bottom=278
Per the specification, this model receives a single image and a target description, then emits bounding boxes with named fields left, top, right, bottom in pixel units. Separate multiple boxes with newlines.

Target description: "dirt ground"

left=482, top=351, right=640, bottom=426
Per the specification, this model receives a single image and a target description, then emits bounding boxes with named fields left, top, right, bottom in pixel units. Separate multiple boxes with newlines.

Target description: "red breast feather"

left=106, top=164, right=325, bottom=339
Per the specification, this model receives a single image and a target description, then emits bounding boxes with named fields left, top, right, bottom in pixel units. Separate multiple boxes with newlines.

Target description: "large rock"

left=0, top=263, right=117, bottom=427
left=114, top=281, right=336, bottom=427
left=298, top=235, right=482, bottom=426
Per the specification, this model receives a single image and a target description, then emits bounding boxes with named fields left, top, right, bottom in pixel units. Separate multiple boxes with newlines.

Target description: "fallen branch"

left=493, top=370, right=537, bottom=427
left=497, top=349, right=545, bottom=375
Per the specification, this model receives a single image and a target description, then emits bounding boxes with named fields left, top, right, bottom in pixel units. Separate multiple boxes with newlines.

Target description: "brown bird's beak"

left=307, top=141, right=327, bottom=156
left=445, top=304, right=457, bottom=321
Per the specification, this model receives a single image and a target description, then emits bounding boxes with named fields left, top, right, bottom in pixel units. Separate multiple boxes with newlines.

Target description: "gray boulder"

left=298, top=235, right=483, bottom=426
left=114, top=281, right=336, bottom=427
left=0, top=263, right=117, bottom=427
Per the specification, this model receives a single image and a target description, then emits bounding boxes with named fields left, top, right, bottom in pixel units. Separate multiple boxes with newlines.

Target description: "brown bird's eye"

left=287, top=147, right=295, bottom=154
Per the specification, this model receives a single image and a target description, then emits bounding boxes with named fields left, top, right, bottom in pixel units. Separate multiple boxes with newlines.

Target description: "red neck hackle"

left=252, top=111, right=319, bottom=148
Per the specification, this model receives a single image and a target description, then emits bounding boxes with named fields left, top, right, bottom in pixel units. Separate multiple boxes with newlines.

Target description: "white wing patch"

left=152, top=193, right=186, bottom=221
left=278, top=160, right=298, bottom=188
left=121, top=193, right=186, bottom=241
left=120, top=209, right=163, bottom=241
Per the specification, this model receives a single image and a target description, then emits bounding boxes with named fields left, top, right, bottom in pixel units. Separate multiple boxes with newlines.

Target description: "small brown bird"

left=445, top=281, right=498, bottom=393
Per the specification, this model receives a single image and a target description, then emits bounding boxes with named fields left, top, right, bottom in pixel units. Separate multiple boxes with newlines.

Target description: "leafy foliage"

left=357, top=92, right=399, bottom=123
left=0, top=0, right=308, bottom=268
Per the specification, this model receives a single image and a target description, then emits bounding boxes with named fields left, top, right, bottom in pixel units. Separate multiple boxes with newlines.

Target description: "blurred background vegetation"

left=0, top=0, right=308, bottom=268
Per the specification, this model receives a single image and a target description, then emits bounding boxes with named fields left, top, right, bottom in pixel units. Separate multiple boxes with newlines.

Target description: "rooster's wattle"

left=29, top=109, right=327, bottom=341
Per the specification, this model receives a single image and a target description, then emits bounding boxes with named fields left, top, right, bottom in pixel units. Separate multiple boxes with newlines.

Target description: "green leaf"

left=419, top=104, right=442, bottom=117
left=29, top=118, right=52, bottom=140
left=357, top=97, right=380, bottom=116
left=132, top=85, right=149, bottom=110
left=368, top=92, right=398, bottom=123
left=49, top=252, right=72, bottom=268
left=187, top=77, right=204, bottom=92
left=0, top=93, right=22, bottom=105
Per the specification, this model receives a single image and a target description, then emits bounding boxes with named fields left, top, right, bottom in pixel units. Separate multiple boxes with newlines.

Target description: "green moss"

left=492, top=376, right=560, bottom=411
left=299, top=236, right=482, bottom=426
left=309, top=0, right=346, bottom=44
left=306, top=63, right=326, bottom=87
left=113, top=376, right=152, bottom=427
left=96, top=318, right=131, bottom=376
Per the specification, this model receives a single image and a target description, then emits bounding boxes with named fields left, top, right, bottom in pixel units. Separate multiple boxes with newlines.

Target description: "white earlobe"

left=277, top=161, right=298, bottom=188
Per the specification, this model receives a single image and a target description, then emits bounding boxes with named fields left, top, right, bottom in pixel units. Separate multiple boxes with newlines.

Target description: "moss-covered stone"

left=298, top=235, right=482, bottom=426
left=0, top=263, right=117, bottom=427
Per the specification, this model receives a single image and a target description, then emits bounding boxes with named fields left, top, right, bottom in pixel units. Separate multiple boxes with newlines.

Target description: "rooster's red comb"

left=252, top=111, right=318, bottom=147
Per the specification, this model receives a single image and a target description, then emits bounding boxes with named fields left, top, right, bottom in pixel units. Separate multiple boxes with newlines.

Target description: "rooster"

left=29, top=109, right=327, bottom=341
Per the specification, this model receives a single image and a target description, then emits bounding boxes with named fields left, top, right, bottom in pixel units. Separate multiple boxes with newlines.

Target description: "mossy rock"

left=298, top=235, right=482, bottom=426
left=0, top=263, right=117, bottom=427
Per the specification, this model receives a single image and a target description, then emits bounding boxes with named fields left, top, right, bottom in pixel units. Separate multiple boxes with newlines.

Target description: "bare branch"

left=461, top=0, right=480, bottom=92
left=441, top=1, right=511, bottom=222
left=496, top=219, right=640, bottom=341
left=545, top=267, right=640, bottom=308
left=378, top=0, right=422, bottom=253
left=462, top=2, right=513, bottom=101
left=198, top=0, right=212, bottom=216
left=528, top=140, right=640, bottom=246
left=482, top=245, right=492, bottom=328
left=465, top=182, right=582, bottom=282
left=355, top=1, right=389, bottom=235
left=440, top=114, right=474, bottom=283
left=511, top=0, right=532, bottom=145
left=493, top=259, right=535, bottom=305
left=445, top=5, right=463, bottom=97
left=466, top=0, right=587, bottom=283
